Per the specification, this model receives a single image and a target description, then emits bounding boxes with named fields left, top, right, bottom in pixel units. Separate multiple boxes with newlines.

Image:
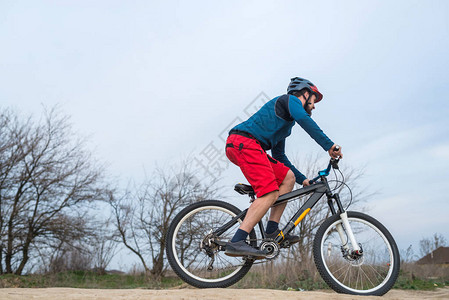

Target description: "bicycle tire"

left=165, top=200, right=256, bottom=288
left=313, top=211, right=400, bottom=296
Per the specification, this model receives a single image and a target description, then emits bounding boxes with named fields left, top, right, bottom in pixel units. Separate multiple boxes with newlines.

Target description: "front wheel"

left=165, top=200, right=256, bottom=288
left=313, top=211, right=400, bottom=296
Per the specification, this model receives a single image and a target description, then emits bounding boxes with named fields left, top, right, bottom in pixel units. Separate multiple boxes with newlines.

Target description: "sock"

left=266, top=221, right=279, bottom=234
left=231, top=229, right=249, bottom=243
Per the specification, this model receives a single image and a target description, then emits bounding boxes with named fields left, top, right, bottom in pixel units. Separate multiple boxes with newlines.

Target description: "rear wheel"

left=313, top=211, right=400, bottom=295
left=165, top=200, right=256, bottom=288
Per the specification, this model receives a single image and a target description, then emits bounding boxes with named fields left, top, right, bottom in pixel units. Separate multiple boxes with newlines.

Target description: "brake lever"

left=331, top=145, right=341, bottom=169
left=331, top=158, right=340, bottom=170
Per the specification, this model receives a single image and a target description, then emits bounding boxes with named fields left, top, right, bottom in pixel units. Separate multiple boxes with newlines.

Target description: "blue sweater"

left=231, top=94, right=334, bottom=184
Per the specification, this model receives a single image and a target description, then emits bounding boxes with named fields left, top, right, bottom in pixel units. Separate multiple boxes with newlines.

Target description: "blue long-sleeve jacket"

left=231, top=94, right=334, bottom=184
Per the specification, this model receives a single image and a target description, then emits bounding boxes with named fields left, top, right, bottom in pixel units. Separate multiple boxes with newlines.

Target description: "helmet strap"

left=303, top=92, right=313, bottom=116
left=303, top=93, right=311, bottom=108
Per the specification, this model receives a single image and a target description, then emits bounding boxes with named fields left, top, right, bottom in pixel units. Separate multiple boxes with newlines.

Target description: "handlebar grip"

left=309, top=176, right=319, bottom=185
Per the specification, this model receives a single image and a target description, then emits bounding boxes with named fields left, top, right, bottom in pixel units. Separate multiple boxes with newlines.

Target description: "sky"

left=1, top=0, right=449, bottom=269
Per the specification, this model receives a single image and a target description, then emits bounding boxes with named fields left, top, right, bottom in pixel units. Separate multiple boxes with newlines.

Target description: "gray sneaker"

left=225, top=240, right=267, bottom=259
left=265, top=229, right=300, bottom=247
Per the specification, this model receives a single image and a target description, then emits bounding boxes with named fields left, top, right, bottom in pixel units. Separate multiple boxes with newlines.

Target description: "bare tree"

left=0, top=107, right=106, bottom=275
left=400, top=244, right=418, bottom=264
left=34, top=213, right=92, bottom=273
left=109, top=163, right=219, bottom=278
left=35, top=215, right=118, bottom=274
left=419, top=233, right=447, bottom=257
left=91, top=218, right=119, bottom=274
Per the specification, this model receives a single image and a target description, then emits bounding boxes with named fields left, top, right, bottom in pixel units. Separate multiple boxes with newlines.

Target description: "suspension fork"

left=331, top=193, right=361, bottom=252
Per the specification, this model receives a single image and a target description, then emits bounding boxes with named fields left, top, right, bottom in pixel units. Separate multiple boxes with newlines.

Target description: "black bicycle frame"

left=213, top=176, right=346, bottom=244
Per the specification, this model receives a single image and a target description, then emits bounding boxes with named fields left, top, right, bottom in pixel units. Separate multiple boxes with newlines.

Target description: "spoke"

left=326, top=255, right=343, bottom=270
left=362, top=263, right=377, bottom=283
left=207, top=211, right=213, bottom=227
left=356, top=266, right=361, bottom=290
left=367, top=263, right=385, bottom=281
left=359, top=266, right=364, bottom=290
left=217, top=254, right=245, bottom=268
left=341, top=263, right=351, bottom=285
left=216, top=254, right=233, bottom=270
left=215, top=255, right=239, bottom=278
left=348, top=264, right=352, bottom=287
left=191, top=253, right=209, bottom=273
left=330, top=263, right=349, bottom=280
left=217, top=253, right=237, bottom=267
left=360, top=265, right=376, bottom=288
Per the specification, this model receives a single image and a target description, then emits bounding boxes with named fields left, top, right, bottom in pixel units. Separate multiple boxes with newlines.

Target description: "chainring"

left=259, top=239, right=280, bottom=260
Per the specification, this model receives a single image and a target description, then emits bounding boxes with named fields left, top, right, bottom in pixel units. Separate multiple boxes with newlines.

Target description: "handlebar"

left=308, top=145, right=341, bottom=185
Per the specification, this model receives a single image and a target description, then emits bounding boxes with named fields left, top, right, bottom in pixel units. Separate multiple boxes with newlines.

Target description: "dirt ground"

left=0, top=287, right=448, bottom=300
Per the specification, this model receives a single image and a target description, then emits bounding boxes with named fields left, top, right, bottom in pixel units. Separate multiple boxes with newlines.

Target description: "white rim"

left=172, top=205, right=244, bottom=283
left=320, top=217, right=395, bottom=294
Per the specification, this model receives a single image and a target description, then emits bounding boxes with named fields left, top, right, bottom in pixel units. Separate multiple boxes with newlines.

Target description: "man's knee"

left=284, top=170, right=295, bottom=186
left=262, top=190, right=279, bottom=204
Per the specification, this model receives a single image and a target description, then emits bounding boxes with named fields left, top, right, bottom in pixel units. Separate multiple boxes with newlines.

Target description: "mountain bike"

left=165, top=157, right=400, bottom=296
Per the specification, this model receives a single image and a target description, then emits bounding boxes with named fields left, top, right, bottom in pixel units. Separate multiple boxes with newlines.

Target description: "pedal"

left=214, top=240, right=227, bottom=251
left=280, top=241, right=291, bottom=248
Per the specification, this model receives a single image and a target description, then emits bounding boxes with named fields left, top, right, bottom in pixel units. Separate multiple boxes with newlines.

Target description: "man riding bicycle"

left=224, top=77, right=343, bottom=258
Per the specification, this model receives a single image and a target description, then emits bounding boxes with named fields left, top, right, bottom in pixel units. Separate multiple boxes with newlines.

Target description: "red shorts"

left=225, top=134, right=290, bottom=198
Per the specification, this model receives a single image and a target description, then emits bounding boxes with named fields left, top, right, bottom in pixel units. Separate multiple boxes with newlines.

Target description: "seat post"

left=249, top=193, right=255, bottom=203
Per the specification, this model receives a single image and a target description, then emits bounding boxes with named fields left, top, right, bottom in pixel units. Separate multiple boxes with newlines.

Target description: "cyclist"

left=224, top=77, right=343, bottom=258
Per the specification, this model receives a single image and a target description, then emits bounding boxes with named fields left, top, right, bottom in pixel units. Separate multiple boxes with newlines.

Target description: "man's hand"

left=302, top=179, right=311, bottom=186
left=328, top=144, right=343, bottom=159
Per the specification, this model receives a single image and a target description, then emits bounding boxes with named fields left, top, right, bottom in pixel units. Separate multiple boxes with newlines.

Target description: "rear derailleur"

left=200, top=231, right=226, bottom=271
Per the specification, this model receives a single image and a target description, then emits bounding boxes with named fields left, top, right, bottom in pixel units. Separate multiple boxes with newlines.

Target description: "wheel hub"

left=341, top=244, right=365, bottom=266
left=200, top=232, right=220, bottom=254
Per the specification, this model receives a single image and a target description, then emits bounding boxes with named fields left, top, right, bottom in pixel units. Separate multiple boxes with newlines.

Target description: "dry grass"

left=234, top=257, right=328, bottom=290
left=1, top=262, right=447, bottom=290
left=401, top=263, right=449, bottom=279
left=234, top=260, right=449, bottom=291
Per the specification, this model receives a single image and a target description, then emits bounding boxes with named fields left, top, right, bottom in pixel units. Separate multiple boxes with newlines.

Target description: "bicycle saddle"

left=234, top=183, right=255, bottom=196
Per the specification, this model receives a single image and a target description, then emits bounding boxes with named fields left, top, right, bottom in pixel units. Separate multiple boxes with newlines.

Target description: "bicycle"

left=165, top=157, right=400, bottom=296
